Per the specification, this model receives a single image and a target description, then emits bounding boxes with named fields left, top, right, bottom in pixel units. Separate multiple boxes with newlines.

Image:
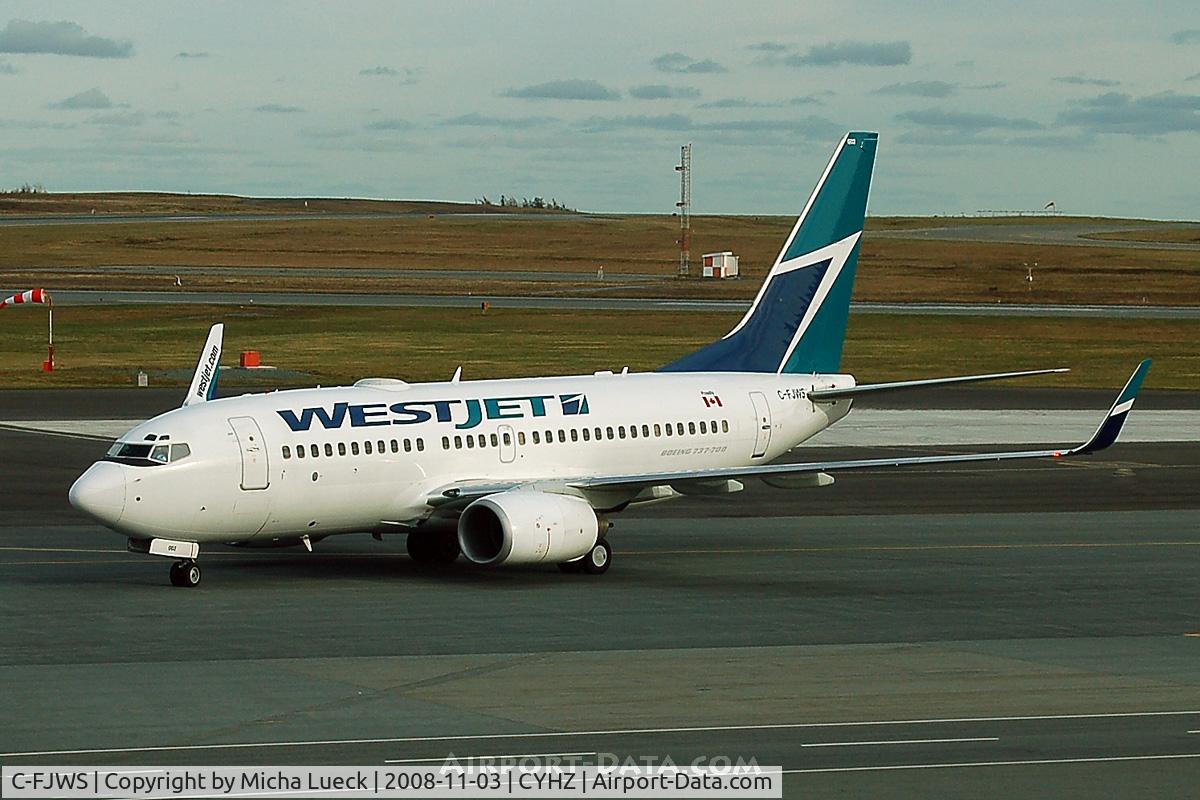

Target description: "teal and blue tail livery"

left=661, top=132, right=877, bottom=375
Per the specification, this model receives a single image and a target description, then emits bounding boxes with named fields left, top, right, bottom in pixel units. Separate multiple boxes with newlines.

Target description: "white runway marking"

left=783, top=752, right=1200, bottom=774
left=801, top=737, right=998, bottom=748
left=4, top=710, right=1198, bottom=758
left=384, top=751, right=596, bottom=764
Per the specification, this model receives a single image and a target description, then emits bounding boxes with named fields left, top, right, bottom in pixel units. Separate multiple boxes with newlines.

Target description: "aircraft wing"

left=426, top=360, right=1149, bottom=506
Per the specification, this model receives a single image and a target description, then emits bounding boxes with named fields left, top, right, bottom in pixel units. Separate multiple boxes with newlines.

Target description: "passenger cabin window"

left=282, top=445, right=292, bottom=460
left=676, top=423, right=685, bottom=436
left=365, top=440, right=373, bottom=455
left=722, top=420, right=730, bottom=433
left=700, top=420, right=708, bottom=434
left=297, top=446, right=306, bottom=459
left=558, top=430, right=566, bottom=443
left=416, top=438, right=424, bottom=452
left=570, top=429, right=579, bottom=442
left=325, top=443, right=333, bottom=457
left=532, top=431, right=541, bottom=444
left=442, top=436, right=450, bottom=450
left=582, top=428, right=590, bottom=441
left=351, top=442, right=360, bottom=456
left=518, top=432, right=526, bottom=446
left=338, top=442, right=347, bottom=456
left=654, top=423, right=662, bottom=437
left=310, top=444, right=319, bottom=458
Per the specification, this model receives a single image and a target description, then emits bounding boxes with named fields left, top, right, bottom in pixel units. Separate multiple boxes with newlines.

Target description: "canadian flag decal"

left=701, top=391, right=723, bottom=408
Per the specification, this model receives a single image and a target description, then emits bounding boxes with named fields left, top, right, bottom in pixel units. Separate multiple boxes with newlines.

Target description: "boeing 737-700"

left=68, top=132, right=1150, bottom=586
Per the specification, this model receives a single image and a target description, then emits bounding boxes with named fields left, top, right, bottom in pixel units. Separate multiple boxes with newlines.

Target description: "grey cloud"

left=897, top=108, right=1042, bottom=131
left=790, top=93, right=828, bottom=105
left=1054, top=75, right=1119, bottom=87
left=176, top=51, right=208, bottom=59
left=1057, top=91, right=1200, bottom=133
left=629, top=84, right=700, bottom=100
left=300, top=127, right=356, bottom=139
left=747, top=41, right=788, bottom=53
left=153, top=110, right=180, bottom=119
left=50, top=87, right=113, bottom=110
left=699, top=98, right=776, bottom=109
left=503, top=79, right=619, bottom=100
left=0, top=59, right=16, bottom=74
left=88, top=111, right=145, bottom=127
left=778, top=40, right=911, bottom=67
left=255, top=103, right=304, bottom=113
left=1170, top=29, right=1200, bottom=44
left=652, top=52, right=726, bottom=74
left=874, top=80, right=957, bottom=97
left=441, top=113, right=555, bottom=128
left=359, top=65, right=419, bottom=83
left=1186, top=72, right=1200, bottom=82
left=0, top=19, right=132, bottom=58
left=968, top=81, right=1006, bottom=90
left=364, top=118, right=412, bottom=131
left=581, top=113, right=691, bottom=131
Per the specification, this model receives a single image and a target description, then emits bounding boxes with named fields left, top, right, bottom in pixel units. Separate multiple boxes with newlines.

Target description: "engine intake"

left=458, top=490, right=599, bottom=566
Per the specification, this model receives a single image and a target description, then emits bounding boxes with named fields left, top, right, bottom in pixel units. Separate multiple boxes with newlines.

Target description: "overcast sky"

left=1, top=1, right=1198, bottom=218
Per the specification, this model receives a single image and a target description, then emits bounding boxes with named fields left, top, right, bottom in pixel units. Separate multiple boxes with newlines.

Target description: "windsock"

left=0, top=288, right=51, bottom=308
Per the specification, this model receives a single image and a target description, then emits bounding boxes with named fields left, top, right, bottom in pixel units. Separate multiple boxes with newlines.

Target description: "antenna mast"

left=675, top=142, right=691, bottom=277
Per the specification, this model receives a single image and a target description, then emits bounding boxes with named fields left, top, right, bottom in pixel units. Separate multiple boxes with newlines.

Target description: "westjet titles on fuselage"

left=276, top=393, right=591, bottom=432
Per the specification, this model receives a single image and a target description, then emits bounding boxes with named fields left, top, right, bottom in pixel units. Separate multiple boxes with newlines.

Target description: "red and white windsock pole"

left=0, top=288, right=55, bottom=371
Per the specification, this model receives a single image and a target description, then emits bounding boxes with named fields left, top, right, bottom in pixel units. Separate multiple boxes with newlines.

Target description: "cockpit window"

left=104, top=440, right=191, bottom=466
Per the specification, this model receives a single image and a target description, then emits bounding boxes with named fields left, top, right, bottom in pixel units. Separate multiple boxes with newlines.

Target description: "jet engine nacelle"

left=458, top=490, right=599, bottom=566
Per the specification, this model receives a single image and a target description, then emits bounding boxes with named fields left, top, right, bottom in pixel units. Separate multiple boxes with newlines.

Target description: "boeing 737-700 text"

left=69, top=132, right=1150, bottom=586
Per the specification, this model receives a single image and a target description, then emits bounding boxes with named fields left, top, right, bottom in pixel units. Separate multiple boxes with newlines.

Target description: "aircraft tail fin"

left=660, top=131, right=877, bottom=375
left=182, top=323, right=223, bottom=407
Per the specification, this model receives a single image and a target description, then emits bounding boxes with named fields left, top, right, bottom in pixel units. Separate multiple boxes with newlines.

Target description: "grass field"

left=3, top=213, right=1197, bottom=305
left=1, top=304, right=1196, bottom=390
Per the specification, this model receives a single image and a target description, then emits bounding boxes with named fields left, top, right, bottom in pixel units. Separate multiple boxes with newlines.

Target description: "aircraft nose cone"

left=69, top=462, right=127, bottom=527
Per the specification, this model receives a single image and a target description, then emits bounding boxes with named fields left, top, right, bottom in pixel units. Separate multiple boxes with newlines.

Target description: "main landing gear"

left=406, top=529, right=461, bottom=564
left=558, top=539, right=611, bottom=575
left=169, top=559, right=202, bottom=588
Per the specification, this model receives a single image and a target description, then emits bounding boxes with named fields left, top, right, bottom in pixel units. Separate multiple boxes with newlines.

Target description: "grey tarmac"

left=1, top=388, right=1198, bottom=798
left=5, top=287, right=1199, bottom=318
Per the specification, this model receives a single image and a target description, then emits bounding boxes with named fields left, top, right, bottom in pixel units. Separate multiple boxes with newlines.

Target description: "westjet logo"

left=277, top=394, right=590, bottom=432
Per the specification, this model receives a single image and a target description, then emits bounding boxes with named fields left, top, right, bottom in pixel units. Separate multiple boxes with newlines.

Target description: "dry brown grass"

left=2, top=213, right=1198, bottom=305
left=1083, top=228, right=1200, bottom=245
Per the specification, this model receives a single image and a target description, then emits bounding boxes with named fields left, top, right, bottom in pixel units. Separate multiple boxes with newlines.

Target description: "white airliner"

left=69, top=132, right=1150, bottom=587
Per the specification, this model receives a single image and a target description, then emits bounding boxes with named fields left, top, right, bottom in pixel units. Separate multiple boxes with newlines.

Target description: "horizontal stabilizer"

left=808, top=368, right=1068, bottom=401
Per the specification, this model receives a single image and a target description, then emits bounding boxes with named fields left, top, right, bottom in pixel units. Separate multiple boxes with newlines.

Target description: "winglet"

left=183, top=323, right=223, bottom=408
left=1071, top=359, right=1151, bottom=455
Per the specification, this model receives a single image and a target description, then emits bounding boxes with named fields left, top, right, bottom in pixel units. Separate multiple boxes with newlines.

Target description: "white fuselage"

left=74, top=370, right=854, bottom=544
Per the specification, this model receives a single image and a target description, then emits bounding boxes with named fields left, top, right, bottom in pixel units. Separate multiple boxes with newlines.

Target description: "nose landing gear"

left=168, top=559, right=202, bottom=588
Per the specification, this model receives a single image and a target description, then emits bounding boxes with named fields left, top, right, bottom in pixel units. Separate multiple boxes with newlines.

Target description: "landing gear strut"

left=169, top=559, right=201, bottom=588
left=407, top=529, right=461, bottom=564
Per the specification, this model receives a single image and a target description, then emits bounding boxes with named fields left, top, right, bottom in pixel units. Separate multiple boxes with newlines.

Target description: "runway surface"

left=1, top=388, right=1198, bottom=798
left=8, top=288, right=1199, bottom=318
